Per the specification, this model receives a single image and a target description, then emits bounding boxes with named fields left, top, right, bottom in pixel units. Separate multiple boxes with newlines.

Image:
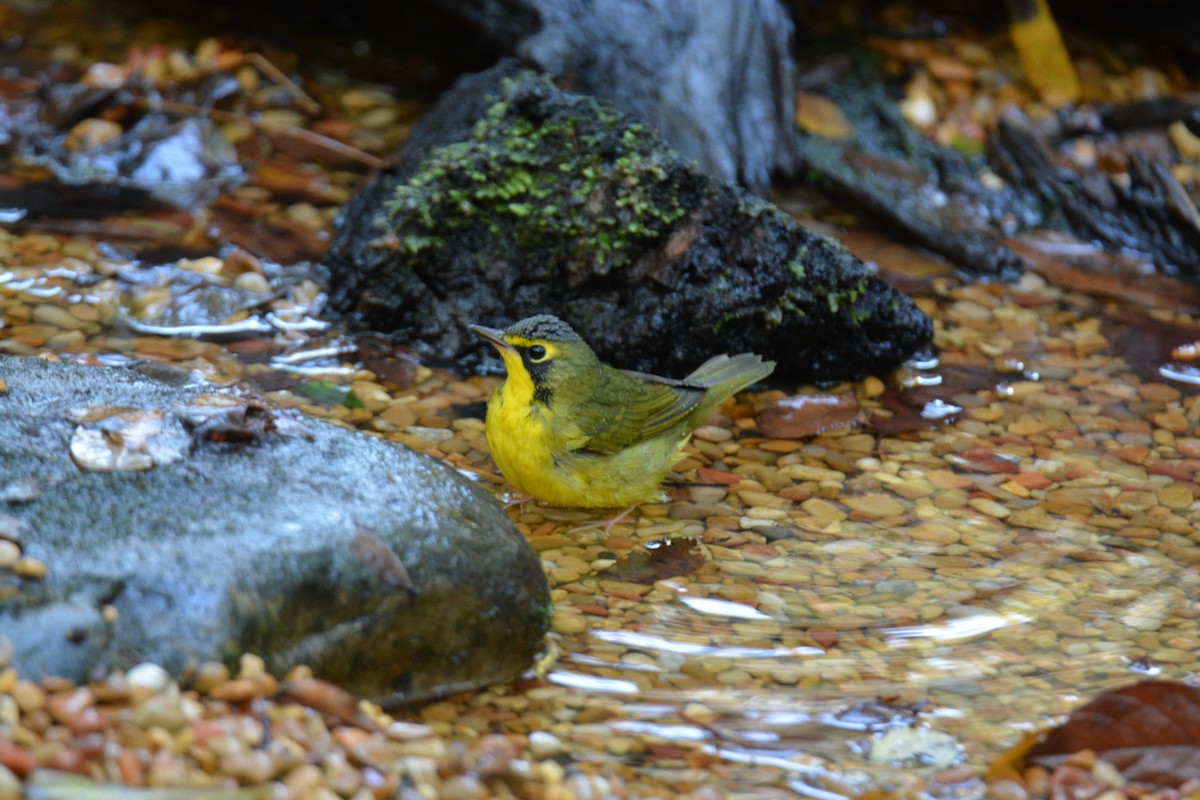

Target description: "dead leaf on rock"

left=758, top=391, right=860, bottom=438
left=66, top=403, right=134, bottom=424
left=70, top=427, right=154, bottom=472
left=177, top=396, right=291, bottom=448
left=349, top=527, right=417, bottom=596
left=68, top=409, right=190, bottom=472
left=1025, top=679, right=1200, bottom=788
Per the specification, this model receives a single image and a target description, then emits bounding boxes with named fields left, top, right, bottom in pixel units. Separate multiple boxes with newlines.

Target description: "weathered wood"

left=991, top=111, right=1200, bottom=280
left=431, top=0, right=798, bottom=194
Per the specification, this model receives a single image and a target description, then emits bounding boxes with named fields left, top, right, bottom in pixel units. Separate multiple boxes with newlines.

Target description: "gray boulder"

left=0, top=356, right=549, bottom=706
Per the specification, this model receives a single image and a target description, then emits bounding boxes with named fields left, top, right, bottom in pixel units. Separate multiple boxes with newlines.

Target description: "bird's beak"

left=469, top=323, right=513, bottom=353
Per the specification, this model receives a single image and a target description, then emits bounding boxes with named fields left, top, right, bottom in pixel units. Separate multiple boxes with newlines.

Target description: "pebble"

left=842, top=494, right=905, bottom=517
left=908, top=523, right=961, bottom=545
left=11, top=558, right=45, bottom=579
left=551, top=611, right=588, bottom=635
left=0, top=542, right=19, bottom=570
left=127, top=662, right=173, bottom=693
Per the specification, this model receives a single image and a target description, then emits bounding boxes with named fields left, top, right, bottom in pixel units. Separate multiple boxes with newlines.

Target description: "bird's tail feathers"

left=686, top=353, right=776, bottom=399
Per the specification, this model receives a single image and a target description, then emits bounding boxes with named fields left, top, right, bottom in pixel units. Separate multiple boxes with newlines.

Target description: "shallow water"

left=4, top=182, right=1199, bottom=798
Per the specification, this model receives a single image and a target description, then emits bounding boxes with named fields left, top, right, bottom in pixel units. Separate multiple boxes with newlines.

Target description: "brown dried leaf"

left=209, top=204, right=329, bottom=264
left=250, top=159, right=346, bottom=204
left=1026, top=680, right=1200, bottom=788
left=1010, top=235, right=1200, bottom=311
left=349, top=527, right=417, bottom=596
left=602, top=537, right=704, bottom=584
left=794, top=92, right=855, bottom=140
left=279, top=678, right=361, bottom=724
left=1105, top=315, right=1200, bottom=387
left=869, top=366, right=1005, bottom=436
left=757, top=391, right=859, bottom=439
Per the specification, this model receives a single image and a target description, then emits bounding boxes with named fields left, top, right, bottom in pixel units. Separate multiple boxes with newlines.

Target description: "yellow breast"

left=484, top=376, right=687, bottom=508
left=485, top=378, right=556, bottom=499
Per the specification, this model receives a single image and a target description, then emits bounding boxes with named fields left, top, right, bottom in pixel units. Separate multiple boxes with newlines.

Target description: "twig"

left=240, top=52, right=323, bottom=116
left=133, top=96, right=386, bottom=171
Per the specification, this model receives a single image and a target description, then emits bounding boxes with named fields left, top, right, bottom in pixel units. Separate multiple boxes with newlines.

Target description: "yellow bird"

left=470, top=315, right=775, bottom=508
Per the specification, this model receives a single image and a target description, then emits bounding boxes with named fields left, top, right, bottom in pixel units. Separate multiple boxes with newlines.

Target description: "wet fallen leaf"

left=1025, top=680, right=1200, bottom=787
left=279, top=678, right=362, bottom=725
left=209, top=204, right=329, bottom=265
left=1104, top=315, right=1200, bottom=387
left=794, top=91, right=855, bottom=140
left=1010, top=235, right=1200, bottom=311
left=250, top=159, right=346, bottom=204
left=869, top=366, right=1006, bottom=435
left=349, top=527, right=417, bottom=596
left=757, top=391, right=859, bottom=438
left=984, top=730, right=1042, bottom=781
left=601, top=537, right=704, bottom=584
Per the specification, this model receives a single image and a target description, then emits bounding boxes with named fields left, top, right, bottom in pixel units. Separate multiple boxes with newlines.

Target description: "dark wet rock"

left=0, top=355, right=549, bottom=706
left=792, top=56, right=1029, bottom=281
left=433, top=0, right=797, bottom=193
left=325, top=62, right=932, bottom=385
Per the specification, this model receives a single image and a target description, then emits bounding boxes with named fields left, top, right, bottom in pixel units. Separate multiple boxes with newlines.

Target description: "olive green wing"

left=563, top=371, right=706, bottom=456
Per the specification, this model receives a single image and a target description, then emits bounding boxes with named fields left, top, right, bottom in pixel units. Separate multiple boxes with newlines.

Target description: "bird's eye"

left=528, top=345, right=548, bottom=362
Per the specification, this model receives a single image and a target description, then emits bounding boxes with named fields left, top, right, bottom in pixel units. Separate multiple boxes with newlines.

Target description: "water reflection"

left=884, top=612, right=1031, bottom=644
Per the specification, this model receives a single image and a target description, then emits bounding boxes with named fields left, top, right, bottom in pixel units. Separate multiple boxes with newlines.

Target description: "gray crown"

left=505, top=315, right=583, bottom=343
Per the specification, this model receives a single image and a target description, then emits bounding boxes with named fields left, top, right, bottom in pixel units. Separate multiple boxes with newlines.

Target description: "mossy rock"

left=326, top=60, right=932, bottom=384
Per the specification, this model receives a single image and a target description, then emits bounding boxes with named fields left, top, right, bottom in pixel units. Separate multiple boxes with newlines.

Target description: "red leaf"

left=757, top=391, right=859, bottom=438
left=1026, top=680, right=1200, bottom=788
left=869, top=366, right=1006, bottom=436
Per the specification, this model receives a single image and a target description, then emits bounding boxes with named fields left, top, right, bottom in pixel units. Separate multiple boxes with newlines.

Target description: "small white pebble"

left=126, top=662, right=173, bottom=693
left=529, top=731, right=562, bottom=759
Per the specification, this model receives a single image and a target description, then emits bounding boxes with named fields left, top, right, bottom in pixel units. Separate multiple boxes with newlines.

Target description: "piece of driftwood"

left=430, top=0, right=798, bottom=194
left=991, top=110, right=1200, bottom=280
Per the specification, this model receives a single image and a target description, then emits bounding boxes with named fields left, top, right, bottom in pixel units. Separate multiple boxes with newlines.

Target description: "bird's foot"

left=569, top=504, right=638, bottom=537
left=502, top=492, right=535, bottom=511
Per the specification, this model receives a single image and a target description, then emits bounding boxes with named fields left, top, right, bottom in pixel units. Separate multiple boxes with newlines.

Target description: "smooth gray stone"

left=0, top=356, right=549, bottom=705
